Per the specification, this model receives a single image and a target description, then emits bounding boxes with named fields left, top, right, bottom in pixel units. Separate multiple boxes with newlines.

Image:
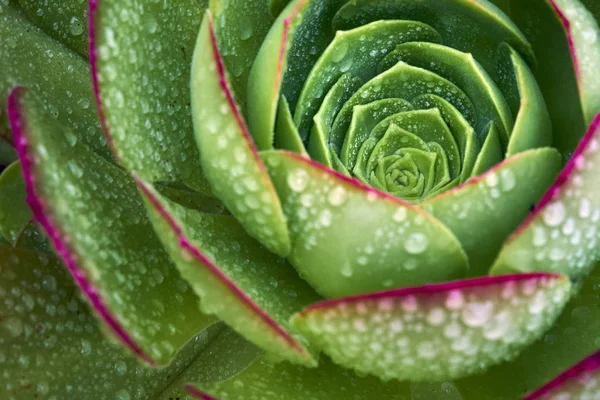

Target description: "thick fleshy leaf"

left=500, top=44, right=553, bottom=156
left=9, top=87, right=215, bottom=365
left=0, top=244, right=224, bottom=400
left=263, top=150, right=468, bottom=298
left=246, top=0, right=310, bottom=150
left=186, top=332, right=411, bottom=400
left=191, top=12, right=291, bottom=257
left=491, top=115, right=600, bottom=279
left=0, top=3, right=109, bottom=160
left=17, top=0, right=89, bottom=57
left=135, top=178, right=320, bottom=367
left=292, top=273, right=571, bottom=382
left=506, top=0, right=586, bottom=158
left=422, top=148, right=562, bottom=276
left=551, top=0, right=600, bottom=125
left=0, top=161, right=31, bottom=244
left=13, top=220, right=52, bottom=254
left=524, top=350, right=600, bottom=400
left=208, top=0, right=282, bottom=114
left=456, top=265, right=600, bottom=399
left=294, top=20, right=442, bottom=138
left=160, top=327, right=263, bottom=400
left=89, top=0, right=211, bottom=193
left=332, top=0, right=536, bottom=74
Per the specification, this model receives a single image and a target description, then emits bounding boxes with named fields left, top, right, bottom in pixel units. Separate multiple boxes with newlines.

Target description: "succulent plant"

left=1, top=0, right=600, bottom=398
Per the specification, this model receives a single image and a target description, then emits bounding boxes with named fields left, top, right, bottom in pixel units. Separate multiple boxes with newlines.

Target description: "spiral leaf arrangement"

left=2, top=0, right=600, bottom=398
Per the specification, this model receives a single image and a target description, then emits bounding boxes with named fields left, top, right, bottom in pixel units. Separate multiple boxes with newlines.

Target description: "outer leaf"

left=9, top=87, right=215, bottom=365
left=186, top=336, right=411, bottom=400
left=18, top=0, right=89, bottom=57
left=191, top=12, right=291, bottom=257
left=208, top=0, right=282, bottom=114
left=422, top=148, right=562, bottom=276
left=0, top=244, right=222, bottom=400
left=0, top=3, right=109, bottom=160
left=263, top=150, right=468, bottom=298
left=136, top=178, right=320, bottom=367
left=89, top=0, right=211, bottom=193
left=491, top=115, right=600, bottom=279
left=0, top=161, right=31, bottom=244
left=551, top=0, right=600, bottom=125
left=160, top=327, right=263, bottom=400
left=292, top=274, right=571, bottom=382
left=456, top=265, right=600, bottom=399
left=524, top=351, right=600, bottom=399
left=507, top=0, right=586, bottom=158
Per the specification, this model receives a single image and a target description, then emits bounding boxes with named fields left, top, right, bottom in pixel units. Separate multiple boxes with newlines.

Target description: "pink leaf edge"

left=275, top=0, right=307, bottom=97
left=524, top=350, right=600, bottom=400
left=508, top=113, right=600, bottom=241
left=88, top=0, right=119, bottom=159
left=8, top=86, right=155, bottom=365
left=297, top=272, right=565, bottom=315
left=550, top=0, right=581, bottom=80
left=134, top=175, right=312, bottom=359
left=186, top=383, right=218, bottom=400
left=205, top=12, right=278, bottom=191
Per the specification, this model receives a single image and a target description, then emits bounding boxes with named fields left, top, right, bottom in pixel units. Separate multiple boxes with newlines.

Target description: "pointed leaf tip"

left=191, top=11, right=292, bottom=257
left=525, top=350, right=600, bottom=400
left=135, top=176, right=319, bottom=367
left=492, top=114, right=600, bottom=279
left=7, top=86, right=154, bottom=365
left=292, top=273, right=571, bottom=382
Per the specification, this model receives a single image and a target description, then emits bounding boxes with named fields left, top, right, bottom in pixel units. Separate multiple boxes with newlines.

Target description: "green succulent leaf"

left=456, top=264, right=600, bottom=399
left=505, top=0, right=590, bottom=159
left=332, top=0, right=536, bottom=74
left=191, top=12, right=291, bottom=257
left=89, top=0, right=211, bottom=193
left=208, top=0, right=283, bottom=114
left=292, top=273, right=571, bottom=382
left=186, top=332, right=411, bottom=400
left=17, top=0, right=89, bottom=57
left=263, top=150, right=468, bottom=298
left=422, top=148, right=562, bottom=276
left=0, top=161, right=31, bottom=244
left=523, top=351, right=600, bottom=400
left=13, top=220, right=52, bottom=254
left=491, top=115, right=600, bottom=280
left=0, top=243, right=224, bottom=400
left=0, top=3, right=110, bottom=160
left=9, top=87, right=215, bottom=365
left=551, top=0, right=600, bottom=125
left=135, top=178, right=321, bottom=367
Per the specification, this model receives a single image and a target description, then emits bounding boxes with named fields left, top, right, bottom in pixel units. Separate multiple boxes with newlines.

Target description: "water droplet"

left=500, top=169, right=516, bottom=192
left=331, top=42, right=349, bottom=63
left=328, top=186, right=346, bottom=206
left=462, top=301, right=494, bottom=327
left=115, top=389, right=131, bottom=400
left=69, top=17, right=84, bottom=36
left=404, top=233, right=428, bottom=254
left=2, top=316, right=23, bottom=338
left=239, top=15, right=253, bottom=40
left=393, top=207, right=407, bottom=222
left=542, top=202, right=566, bottom=227
left=287, top=169, right=309, bottom=192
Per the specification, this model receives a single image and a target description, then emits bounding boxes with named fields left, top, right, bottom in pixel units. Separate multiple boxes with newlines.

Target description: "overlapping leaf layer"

left=1, top=0, right=600, bottom=399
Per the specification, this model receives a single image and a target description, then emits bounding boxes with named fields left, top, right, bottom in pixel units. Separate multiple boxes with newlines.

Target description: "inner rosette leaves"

left=196, top=0, right=561, bottom=300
